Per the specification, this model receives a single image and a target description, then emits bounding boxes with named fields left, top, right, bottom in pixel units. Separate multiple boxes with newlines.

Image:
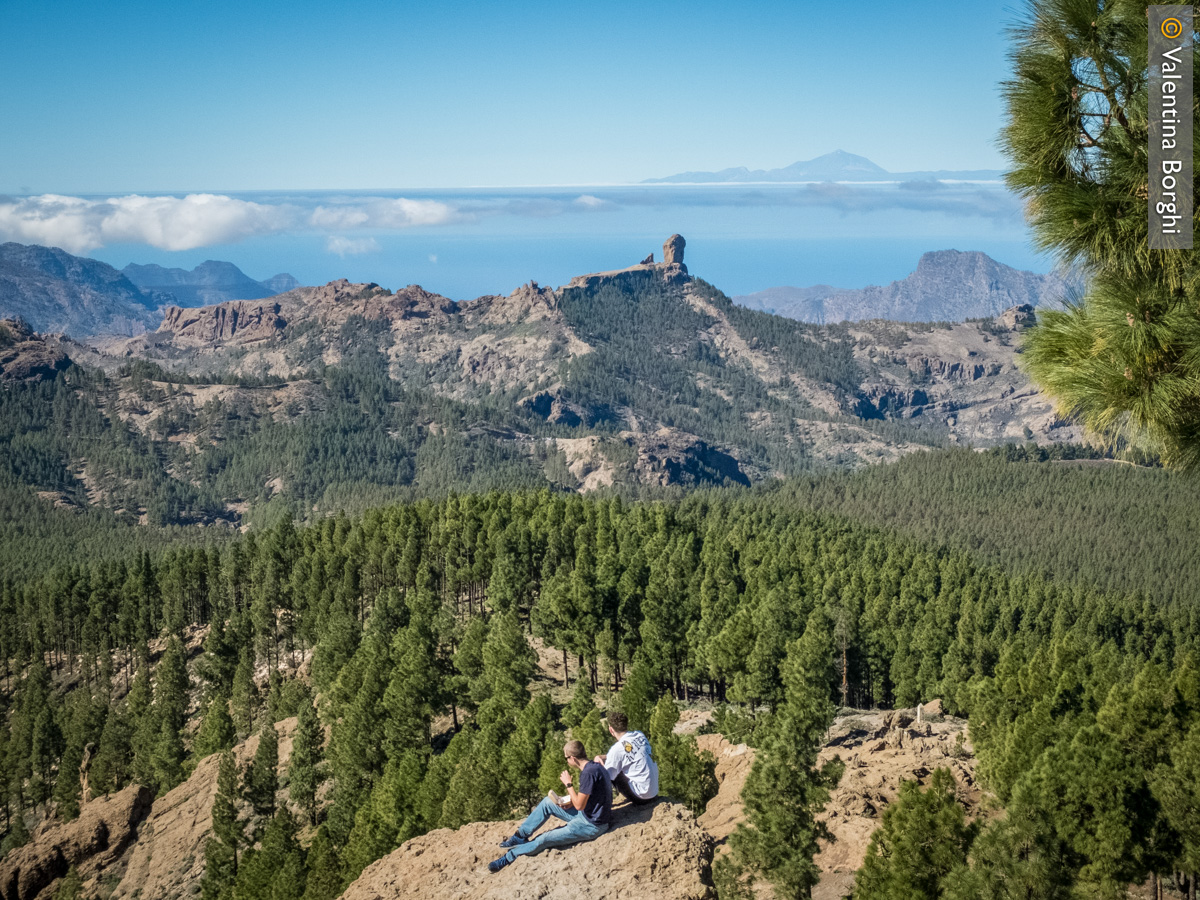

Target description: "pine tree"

left=537, top=731, right=568, bottom=796
left=476, top=611, right=537, bottom=725
left=301, top=826, right=344, bottom=900
left=245, top=721, right=279, bottom=820
left=290, top=695, right=325, bottom=827
left=1002, top=0, right=1200, bottom=468
left=151, top=717, right=185, bottom=793
left=90, top=700, right=133, bottom=796
left=155, top=635, right=190, bottom=734
left=500, top=693, right=555, bottom=808
left=235, top=807, right=306, bottom=900
left=231, top=648, right=258, bottom=739
left=202, top=749, right=242, bottom=900
left=201, top=835, right=236, bottom=900
left=717, top=609, right=843, bottom=899
left=382, top=622, right=436, bottom=759
left=648, top=695, right=718, bottom=817
left=439, top=725, right=508, bottom=829
left=617, top=654, right=655, bottom=732
left=855, top=768, right=975, bottom=900
left=561, top=673, right=596, bottom=732
left=193, top=693, right=236, bottom=762
left=54, top=865, right=83, bottom=900
left=573, top=708, right=609, bottom=762
left=941, top=792, right=1071, bottom=900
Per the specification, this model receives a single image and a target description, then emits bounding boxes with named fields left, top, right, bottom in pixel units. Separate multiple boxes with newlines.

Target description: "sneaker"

left=488, top=852, right=514, bottom=873
left=498, top=832, right=526, bottom=849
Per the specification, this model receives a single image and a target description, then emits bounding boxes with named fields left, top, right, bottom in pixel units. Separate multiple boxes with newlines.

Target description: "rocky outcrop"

left=663, top=234, right=686, bottom=266
left=853, top=385, right=931, bottom=419
left=340, top=800, right=715, bottom=900
left=159, top=301, right=285, bottom=346
left=0, top=785, right=153, bottom=900
left=998, top=303, right=1036, bottom=330
left=905, top=355, right=1003, bottom=383
left=521, top=390, right=614, bottom=428
left=630, top=429, right=750, bottom=488
left=0, top=319, right=71, bottom=381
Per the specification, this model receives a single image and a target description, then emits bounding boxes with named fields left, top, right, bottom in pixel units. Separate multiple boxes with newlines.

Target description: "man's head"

left=563, top=739, right=587, bottom=769
left=607, top=711, right=628, bottom=737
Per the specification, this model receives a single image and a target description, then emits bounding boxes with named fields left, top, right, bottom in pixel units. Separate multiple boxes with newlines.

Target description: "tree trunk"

left=563, top=649, right=569, bottom=688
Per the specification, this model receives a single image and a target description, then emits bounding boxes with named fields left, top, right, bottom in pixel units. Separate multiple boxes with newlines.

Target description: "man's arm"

left=568, top=788, right=590, bottom=811
left=601, top=744, right=623, bottom=779
left=560, top=769, right=590, bottom=811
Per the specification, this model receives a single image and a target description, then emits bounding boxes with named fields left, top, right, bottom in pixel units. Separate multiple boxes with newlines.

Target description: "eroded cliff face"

left=0, top=319, right=71, bottom=382
left=0, top=719, right=298, bottom=900
left=158, top=301, right=286, bottom=346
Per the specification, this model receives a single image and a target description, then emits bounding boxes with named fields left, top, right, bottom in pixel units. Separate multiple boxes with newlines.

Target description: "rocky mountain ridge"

left=735, top=249, right=1074, bottom=323
left=0, top=244, right=167, bottom=337
left=0, top=237, right=1085, bottom=524
left=122, top=260, right=300, bottom=308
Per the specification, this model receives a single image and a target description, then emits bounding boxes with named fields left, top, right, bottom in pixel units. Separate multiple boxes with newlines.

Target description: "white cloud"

left=574, top=194, right=607, bottom=208
left=310, top=197, right=457, bottom=230
left=428, top=254, right=438, bottom=263
left=0, top=193, right=461, bottom=254
left=325, top=235, right=381, bottom=257
left=0, top=193, right=289, bottom=253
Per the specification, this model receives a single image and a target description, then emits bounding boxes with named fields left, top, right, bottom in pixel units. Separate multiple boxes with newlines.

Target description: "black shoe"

left=498, top=833, right=526, bottom=849
left=488, top=853, right=514, bottom=873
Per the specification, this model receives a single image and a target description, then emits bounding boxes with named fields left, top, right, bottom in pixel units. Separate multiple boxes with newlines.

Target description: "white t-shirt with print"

left=603, top=730, right=659, bottom=799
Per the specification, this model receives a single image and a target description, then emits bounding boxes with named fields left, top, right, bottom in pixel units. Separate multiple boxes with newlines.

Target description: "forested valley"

left=2, top=479, right=1199, bottom=899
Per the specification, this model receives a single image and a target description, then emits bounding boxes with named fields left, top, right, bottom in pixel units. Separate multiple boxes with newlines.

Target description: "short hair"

left=564, top=740, right=586, bottom=760
left=608, top=711, right=628, bottom=733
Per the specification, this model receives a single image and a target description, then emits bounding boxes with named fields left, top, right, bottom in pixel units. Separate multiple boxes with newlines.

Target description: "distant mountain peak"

left=645, top=153, right=1003, bottom=184
left=123, top=258, right=304, bottom=307
left=734, top=250, right=1072, bottom=324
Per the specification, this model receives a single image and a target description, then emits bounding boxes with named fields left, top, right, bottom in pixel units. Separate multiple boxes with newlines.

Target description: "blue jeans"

left=508, top=796, right=609, bottom=858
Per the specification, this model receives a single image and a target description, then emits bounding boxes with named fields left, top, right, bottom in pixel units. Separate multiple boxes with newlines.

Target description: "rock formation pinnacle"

left=663, top=234, right=685, bottom=265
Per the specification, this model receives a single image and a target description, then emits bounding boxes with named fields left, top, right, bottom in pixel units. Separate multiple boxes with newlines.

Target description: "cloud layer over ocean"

left=0, top=183, right=1021, bottom=256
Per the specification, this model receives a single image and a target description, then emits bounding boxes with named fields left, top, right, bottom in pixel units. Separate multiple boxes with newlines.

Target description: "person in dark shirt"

left=488, top=739, right=612, bottom=873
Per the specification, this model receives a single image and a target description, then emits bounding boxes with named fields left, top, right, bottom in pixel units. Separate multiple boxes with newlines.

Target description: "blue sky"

left=2, top=1, right=1017, bottom=192
left=0, top=2, right=1045, bottom=294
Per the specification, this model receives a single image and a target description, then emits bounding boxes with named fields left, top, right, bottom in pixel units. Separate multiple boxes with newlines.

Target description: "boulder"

left=340, top=800, right=715, bottom=900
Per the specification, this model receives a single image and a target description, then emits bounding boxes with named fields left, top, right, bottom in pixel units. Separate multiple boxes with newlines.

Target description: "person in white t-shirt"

left=593, top=711, right=659, bottom=805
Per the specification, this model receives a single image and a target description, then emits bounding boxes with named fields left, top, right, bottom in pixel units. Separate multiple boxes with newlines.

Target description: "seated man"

left=595, top=711, right=658, bottom=805
left=488, top=739, right=612, bottom=873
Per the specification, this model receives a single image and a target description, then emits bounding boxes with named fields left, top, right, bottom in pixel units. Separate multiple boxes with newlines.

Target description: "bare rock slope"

left=341, top=801, right=715, bottom=900
left=0, top=785, right=153, bottom=900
